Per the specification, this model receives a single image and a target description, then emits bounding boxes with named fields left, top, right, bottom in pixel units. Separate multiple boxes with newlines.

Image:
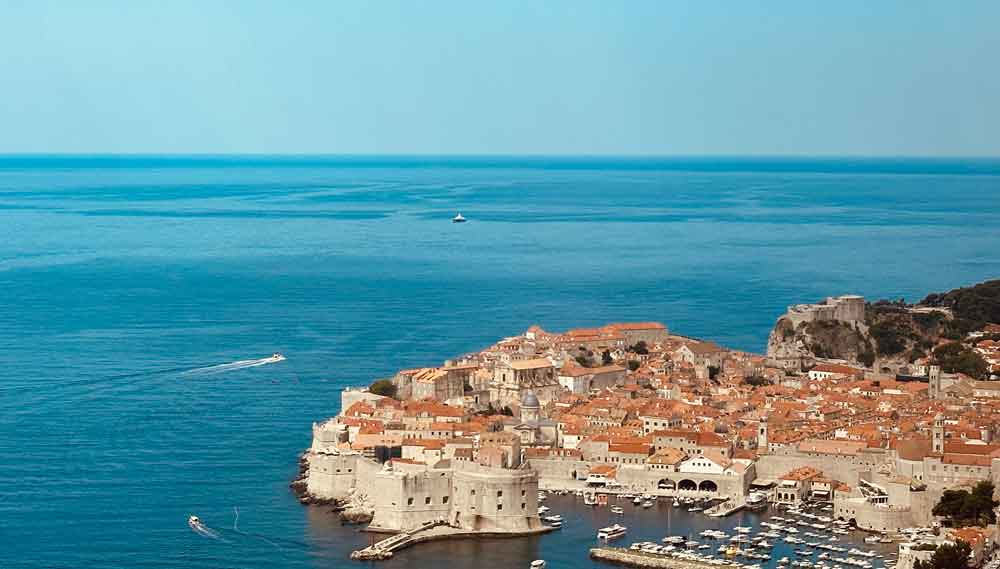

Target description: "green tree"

left=913, top=541, right=972, bottom=569
left=601, top=350, right=613, bottom=365
left=933, top=342, right=989, bottom=379
left=632, top=341, right=649, bottom=355
left=932, top=480, right=998, bottom=526
left=627, top=360, right=640, bottom=372
left=368, top=379, right=397, bottom=398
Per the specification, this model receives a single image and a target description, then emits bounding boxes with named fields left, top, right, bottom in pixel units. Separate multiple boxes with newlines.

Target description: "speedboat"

left=530, top=561, right=546, bottom=569
left=543, top=515, right=562, bottom=523
left=611, top=506, right=624, bottom=515
left=452, top=213, right=467, bottom=223
left=188, top=515, right=203, bottom=528
left=269, top=352, right=286, bottom=362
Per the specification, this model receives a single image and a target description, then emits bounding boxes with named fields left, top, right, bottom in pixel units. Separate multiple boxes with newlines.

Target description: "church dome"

left=521, top=390, right=540, bottom=408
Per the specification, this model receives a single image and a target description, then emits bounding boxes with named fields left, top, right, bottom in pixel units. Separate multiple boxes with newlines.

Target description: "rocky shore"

left=289, top=450, right=374, bottom=524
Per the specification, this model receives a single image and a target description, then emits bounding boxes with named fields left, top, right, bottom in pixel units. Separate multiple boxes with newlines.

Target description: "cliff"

left=766, top=280, right=999, bottom=375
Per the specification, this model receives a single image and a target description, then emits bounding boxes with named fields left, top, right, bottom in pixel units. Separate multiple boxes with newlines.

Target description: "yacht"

left=611, top=505, right=624, bottom=515
left=452, top=213, right=467, bottom=223
left=597, top=524, right=627, bottom=540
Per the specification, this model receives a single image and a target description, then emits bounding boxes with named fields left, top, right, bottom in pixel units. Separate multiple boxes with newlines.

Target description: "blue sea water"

left=0, top=156, right=998, bottom=569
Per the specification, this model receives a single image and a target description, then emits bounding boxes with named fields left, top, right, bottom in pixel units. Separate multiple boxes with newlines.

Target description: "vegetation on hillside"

left=931, top=480, right=998, bottom=527
left=922, top=279, right=1000, bottom=332
left=913, top=541, right=972, bottom=569
left=933, top=342, right=989, bottom=379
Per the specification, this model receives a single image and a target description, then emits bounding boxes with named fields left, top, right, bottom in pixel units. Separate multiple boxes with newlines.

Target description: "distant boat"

left=452, top=213, right=467, bottom=223
left=268, top=353, right=286, bottom=362
left=530, top=561, right=546, bottom=569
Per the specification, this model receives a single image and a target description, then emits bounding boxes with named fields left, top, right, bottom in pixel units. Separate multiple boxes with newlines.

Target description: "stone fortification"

left=303, top=449, right=542, bottom=534
left=783, top=295, right=865, bottom=327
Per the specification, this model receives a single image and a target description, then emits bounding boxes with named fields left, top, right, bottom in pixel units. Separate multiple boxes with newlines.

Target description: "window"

left=407, top=498, right=414, bottom=506
left=425, top=497, right=431, bottom=505
left=521, top=502, right=526, bottom=510
left=443, top=496, right=449, bottom=504
left=497, top=490, right=503, bottom=498
left=521, top=489, right=526, bottom=497
left=497, top=504, right=503, bottom=511
left=471, top=489, right=476, bottom=495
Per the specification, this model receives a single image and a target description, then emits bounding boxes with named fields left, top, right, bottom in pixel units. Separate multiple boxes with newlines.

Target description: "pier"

left=590, top=547, right=716, bottom=569
left=705, top=497, right=745, bottom=517
left=350, top=520, right=552, bottom=561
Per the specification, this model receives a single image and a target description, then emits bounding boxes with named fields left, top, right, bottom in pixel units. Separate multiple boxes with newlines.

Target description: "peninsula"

left=294, top=280, right=1000, bottom=564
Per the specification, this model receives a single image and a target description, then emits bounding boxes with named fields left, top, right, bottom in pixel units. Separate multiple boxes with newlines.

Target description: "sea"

left=0, top=156, right=998, bottom=569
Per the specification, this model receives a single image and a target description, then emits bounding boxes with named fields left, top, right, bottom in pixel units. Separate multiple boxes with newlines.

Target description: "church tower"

left=757, top=415, right=769, bottom=453
left=929, top=365, right=942, bottom=400
left=932, top=413, right=945, bottom=454
left=520, top=391, right=540, bottom=423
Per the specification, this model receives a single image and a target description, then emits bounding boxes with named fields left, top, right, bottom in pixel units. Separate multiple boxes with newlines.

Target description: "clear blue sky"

left=2, top=1, right=998, bottom=156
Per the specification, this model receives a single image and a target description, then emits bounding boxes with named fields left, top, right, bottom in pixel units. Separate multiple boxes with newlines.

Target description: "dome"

left=521, top=390, right=540, bottom=408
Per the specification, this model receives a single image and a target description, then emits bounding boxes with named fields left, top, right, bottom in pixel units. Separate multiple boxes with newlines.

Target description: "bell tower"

left=929, top=365, right=942, bottom=400
left=757, top=415, right=769, bottom=453
left=932, top=413, right=945, bottom=454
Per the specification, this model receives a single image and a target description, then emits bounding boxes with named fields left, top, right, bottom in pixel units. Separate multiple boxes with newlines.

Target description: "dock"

left=350, top=520, right=552, bottom=561
left=704, top=498, right=745, bottom=517
left=590, top=547, right=716, bottom=569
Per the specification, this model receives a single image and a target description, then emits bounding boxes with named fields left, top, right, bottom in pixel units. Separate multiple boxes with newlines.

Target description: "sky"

left=1, top=1, right=998, bottom=156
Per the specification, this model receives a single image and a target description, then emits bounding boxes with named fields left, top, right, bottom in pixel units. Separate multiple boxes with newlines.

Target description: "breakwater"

left=590, top=547, right=714, bottom=569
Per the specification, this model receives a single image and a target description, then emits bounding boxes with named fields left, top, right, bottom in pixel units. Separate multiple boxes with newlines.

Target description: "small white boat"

left=543, top=515, right=562, bottom=523
left=452, top=213, right=467, bottom=223
left=188, top=515, right=202, bottom=527
left=268, top=352, right=286, bottom=362
left=583, top=493, right=597, bottom=506
left=642, top=500, right=654, bottom=508
left=672, top=498, right=681, bottom=507
left=547, top=521, right=562, bottom=529
left=530, top=561, right=546, bottom=569
left=633, top=496, right=642, bottom=505
left=611, top=506, right=624, bottom=515
left=537, top=506, right=550, bottom=514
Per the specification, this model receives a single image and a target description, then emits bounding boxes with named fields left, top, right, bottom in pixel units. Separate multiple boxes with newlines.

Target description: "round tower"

left=520, top=391, right=540, bottom=423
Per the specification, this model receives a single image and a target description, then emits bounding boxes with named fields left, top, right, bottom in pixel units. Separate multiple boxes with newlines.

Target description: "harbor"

left=543, top=490, right=900, bottom=569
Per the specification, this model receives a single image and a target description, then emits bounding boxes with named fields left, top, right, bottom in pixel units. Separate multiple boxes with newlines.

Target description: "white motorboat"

left=537, top=506, right=550, bottom=514
left=267, top=352, right=286, bottom=362
left=672, top=498, right=681, bottom=507
left=642, top=500, right=654, bottom=508
left=188, top=515, right=202, bottom=527
left=611, top=506, right=624, bottom=515
left=452, top=213, right=467, bottom=223
left=530, top=561, right=546, bottom=569
left=597, top=524, right=627, bottom=540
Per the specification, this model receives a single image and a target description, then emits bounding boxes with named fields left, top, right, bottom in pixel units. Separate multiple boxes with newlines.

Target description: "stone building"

left=491, top=358, right=560, bottom=408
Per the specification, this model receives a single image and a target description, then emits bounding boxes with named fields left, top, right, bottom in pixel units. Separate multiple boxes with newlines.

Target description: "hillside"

left=766, top=279, right=999, bottom=378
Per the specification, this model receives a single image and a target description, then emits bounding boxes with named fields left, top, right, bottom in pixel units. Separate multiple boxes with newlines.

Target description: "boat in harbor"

left=452, top=213, right=467, bottom=223
left=642, top=500, right=654, bottom=508
left=188, top=515, right=203, bottom=529
left=672, top=498, right=680, bottom=507
left=611, top=506, right=624, bottom=515
left=543, top=515, right=562, bottom=523
left=597, top=524, right=627, bottom=540
left=583, top=493, right=597, bottom=506
left=746, top=491, right=768, bottom=510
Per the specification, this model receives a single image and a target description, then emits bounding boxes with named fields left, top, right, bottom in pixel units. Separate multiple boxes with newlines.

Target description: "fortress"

left=305, top=423, right=545, bottom=535
left=782, top=294, right=865, bottom=327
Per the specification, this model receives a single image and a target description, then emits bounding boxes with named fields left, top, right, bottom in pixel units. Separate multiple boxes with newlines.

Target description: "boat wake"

left=182, top=354, right=286, bottom=377
left=189, top=517, right=230, bottom=543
